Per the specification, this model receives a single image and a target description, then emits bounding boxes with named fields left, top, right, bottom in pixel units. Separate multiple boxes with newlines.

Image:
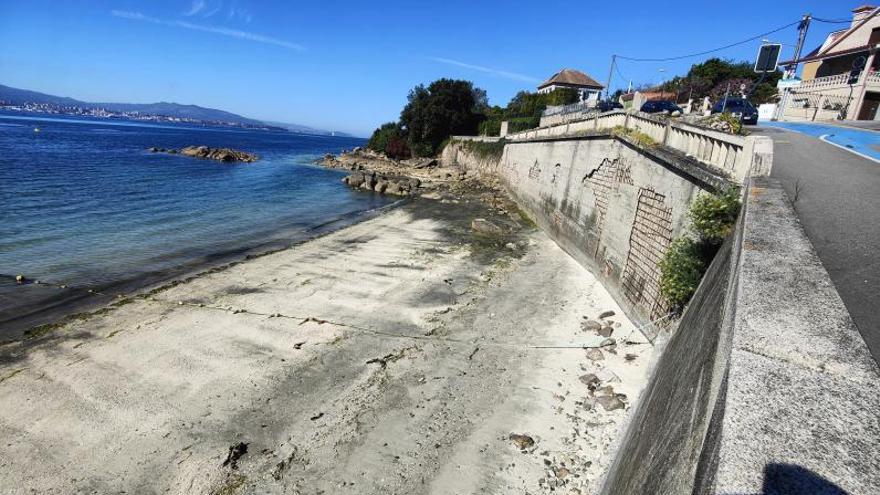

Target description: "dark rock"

left=509, top=433, right=535, bottom=450
left=471, top=218, right=504, bottom=236
left=148, top=147, right=159, bottom=152
left=364, top=172, right=377, bottom=189
left=579, top=373, right=600, bottom=390
left=598, top=310, right=616, bottom=319
left=408, top=177, right=422, bottom=189
left=178, top=146, right=258, bottom=163
left=412, top=158, right=438, bottom=169
left=581, top=320, right=602, bottom=332
left=598, top=326, right=614, bottom=338
left=347, top=172, right=365, bottom=188
left=222, top=442, right=249, bottom=469
left=585, top=348, right=604, bottom=361
left=375, top=180, right=388, bottom=193
left=596, top=395, right=625, bottom=411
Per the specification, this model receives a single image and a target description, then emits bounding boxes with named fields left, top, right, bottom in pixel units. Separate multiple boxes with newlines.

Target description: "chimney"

left=852, top=5, right=877, bottom=29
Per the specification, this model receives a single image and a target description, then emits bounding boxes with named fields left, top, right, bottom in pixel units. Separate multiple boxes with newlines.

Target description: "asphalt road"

left=754, top=125, right=880, bottom=364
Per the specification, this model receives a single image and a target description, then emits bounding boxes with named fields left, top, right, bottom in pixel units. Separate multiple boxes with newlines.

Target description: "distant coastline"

left=0, top=82, right=354, bottom=137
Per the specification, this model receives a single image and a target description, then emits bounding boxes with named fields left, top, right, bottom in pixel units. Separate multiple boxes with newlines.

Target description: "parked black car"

left=640, top=100, right=683, bottom=115
left=596, top=100, right=623, bottom=112
left=711, top=97, right=759, bottom=125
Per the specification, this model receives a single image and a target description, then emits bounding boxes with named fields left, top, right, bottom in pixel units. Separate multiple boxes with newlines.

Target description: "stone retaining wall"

left=442, top=134, right=879, bottom=493
left=443, top=135, right=730, bottom=334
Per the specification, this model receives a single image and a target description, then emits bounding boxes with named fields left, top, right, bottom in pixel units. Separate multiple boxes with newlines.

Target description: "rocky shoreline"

left=320, top=147, right=481, bottom=198
left=149, top=145, right=259, bottom=163
left=319, top=147, right=529, bottom=239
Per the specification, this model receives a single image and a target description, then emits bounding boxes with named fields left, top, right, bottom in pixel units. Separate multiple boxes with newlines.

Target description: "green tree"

left=366, top=122, right=410, bottom=159
left=400, top=79, right=487, bottom=156
left=659, top=58, right=782, bottom=105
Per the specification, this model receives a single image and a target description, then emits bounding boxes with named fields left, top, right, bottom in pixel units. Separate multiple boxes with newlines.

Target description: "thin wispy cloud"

left=184, top=0, right=207, bottom=16
left=427, top=57, right=539, bottom=83
left=111, top=10, right=305, bottom=51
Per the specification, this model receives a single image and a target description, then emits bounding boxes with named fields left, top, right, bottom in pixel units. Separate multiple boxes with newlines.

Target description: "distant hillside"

left=0, top=84, right=82, bottom=107
left=264, top=120, right=355, bottom=138
left=0, top=83, right=347, bottom=135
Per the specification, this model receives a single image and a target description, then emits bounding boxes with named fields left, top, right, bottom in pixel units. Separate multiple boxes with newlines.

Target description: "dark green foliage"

left=479, top=89, right=579, bottom=137
left=688, top=187, right=742, bottom=245
left=659, top=187, right=742, bottom=310
left=400, top=79, right=486, bottom=157
left=659, top=237, right=708, bottom=309
left=367, top=122, right=411, bottom=159
left=659, top=58, right=782, bottom=105
left=457, top=138, right=507, bottom=160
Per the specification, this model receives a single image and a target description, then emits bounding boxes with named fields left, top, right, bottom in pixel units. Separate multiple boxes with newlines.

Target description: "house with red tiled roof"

left=537, top=69, right=604, bottom=103
left=781, top=5, right=880, bottom=120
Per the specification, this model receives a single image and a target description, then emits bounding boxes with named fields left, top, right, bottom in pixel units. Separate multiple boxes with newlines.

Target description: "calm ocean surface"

left=0, top=114, right=388, bottom=291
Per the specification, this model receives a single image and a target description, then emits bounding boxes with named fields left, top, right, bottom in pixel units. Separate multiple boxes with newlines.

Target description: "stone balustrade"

left=457, top=111, right=770, bottom=182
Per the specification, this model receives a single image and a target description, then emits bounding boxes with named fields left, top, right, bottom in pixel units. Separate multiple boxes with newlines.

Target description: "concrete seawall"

left=443, top=136, right=880, bottom=493
left=443, top=135, right=733, bottom=336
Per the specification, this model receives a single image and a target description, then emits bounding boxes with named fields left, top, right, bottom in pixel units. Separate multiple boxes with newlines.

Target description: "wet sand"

left=0, top=199, right=654, bottom=494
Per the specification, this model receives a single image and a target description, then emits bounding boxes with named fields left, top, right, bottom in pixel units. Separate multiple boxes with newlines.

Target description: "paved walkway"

left=754, top=125, right=880, bottom=364
left=762, top=121, right=880, bottom=162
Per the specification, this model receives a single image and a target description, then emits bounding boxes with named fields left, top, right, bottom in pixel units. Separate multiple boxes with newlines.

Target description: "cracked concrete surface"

left=0, top=203, right=654, bottom=494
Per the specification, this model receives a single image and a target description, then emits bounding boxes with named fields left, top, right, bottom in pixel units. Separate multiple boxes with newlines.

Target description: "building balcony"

left=797, top=71, right=880, bottom=92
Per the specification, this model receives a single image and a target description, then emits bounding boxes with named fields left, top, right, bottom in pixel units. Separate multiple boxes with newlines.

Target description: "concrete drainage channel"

left=446, top=126, right=880, bottom=493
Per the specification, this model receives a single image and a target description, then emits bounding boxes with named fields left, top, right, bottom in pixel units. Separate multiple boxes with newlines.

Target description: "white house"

left=537, top=69, right=604, bottom=103
left=780, top=5, right=880, bottom=121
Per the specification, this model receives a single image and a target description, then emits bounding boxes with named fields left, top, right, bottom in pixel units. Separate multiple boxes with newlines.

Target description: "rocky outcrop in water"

left=148, top=146, right=258, bottom=163
left=342, top=170, right=420, bottom=196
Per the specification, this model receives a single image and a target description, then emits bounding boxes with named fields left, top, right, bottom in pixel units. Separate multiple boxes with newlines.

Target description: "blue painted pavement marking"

left=761, top=121, right=880, bottom=162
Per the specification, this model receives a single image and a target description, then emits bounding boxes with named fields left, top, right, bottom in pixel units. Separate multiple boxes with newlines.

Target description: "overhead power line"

left=616, top=19, right=802, bottom=62
left=812, top=17, right=855, bottom=24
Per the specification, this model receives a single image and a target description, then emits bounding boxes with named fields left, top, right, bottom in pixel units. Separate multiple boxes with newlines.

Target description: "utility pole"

left=605, top=54, right=616, bottom=101
left=774, top=14, right=811, bottom=121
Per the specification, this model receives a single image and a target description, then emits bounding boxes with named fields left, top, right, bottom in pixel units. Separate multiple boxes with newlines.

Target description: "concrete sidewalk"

left=755, top=125, right=880, bottom=364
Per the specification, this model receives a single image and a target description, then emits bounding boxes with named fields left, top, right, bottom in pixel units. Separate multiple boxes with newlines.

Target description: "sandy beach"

left=0, top=198, right=654, bottom=494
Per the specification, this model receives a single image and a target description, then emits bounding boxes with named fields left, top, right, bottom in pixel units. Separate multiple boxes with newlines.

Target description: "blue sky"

left=0, top=0, right=857, bottom=136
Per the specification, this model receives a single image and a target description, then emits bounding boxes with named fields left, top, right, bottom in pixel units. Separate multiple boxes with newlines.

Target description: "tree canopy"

left=399, top=79, right=486, bottom=157
left=658, top=58, right=781, bottom=104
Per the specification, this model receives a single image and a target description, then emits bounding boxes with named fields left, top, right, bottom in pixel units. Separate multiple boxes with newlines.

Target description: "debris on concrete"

left=509, top=433, right=535, bottom=451
left=471, top=218, right=505, bottom=236
left=596, top=395, right=625, bottom=411
left=585, top=348, right=604, bottom=361
left=581, top=319, right=602, bottom=332
left=579, top=374, right=600, bottom=391
left=221, top=442, right=248, bottom=469
left=598, top=310, right=615, bottom=319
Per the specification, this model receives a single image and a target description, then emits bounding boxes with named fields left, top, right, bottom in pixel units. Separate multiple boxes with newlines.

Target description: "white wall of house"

left=538, top=84, right=601, bottom=102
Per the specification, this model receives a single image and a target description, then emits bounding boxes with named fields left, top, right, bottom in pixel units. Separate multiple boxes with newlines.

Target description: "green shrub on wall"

left=659, top=238, right=707, bottom=309
left=659, top=187, right=741, bottom=311
left=688, top=187, right=741, bottom=245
